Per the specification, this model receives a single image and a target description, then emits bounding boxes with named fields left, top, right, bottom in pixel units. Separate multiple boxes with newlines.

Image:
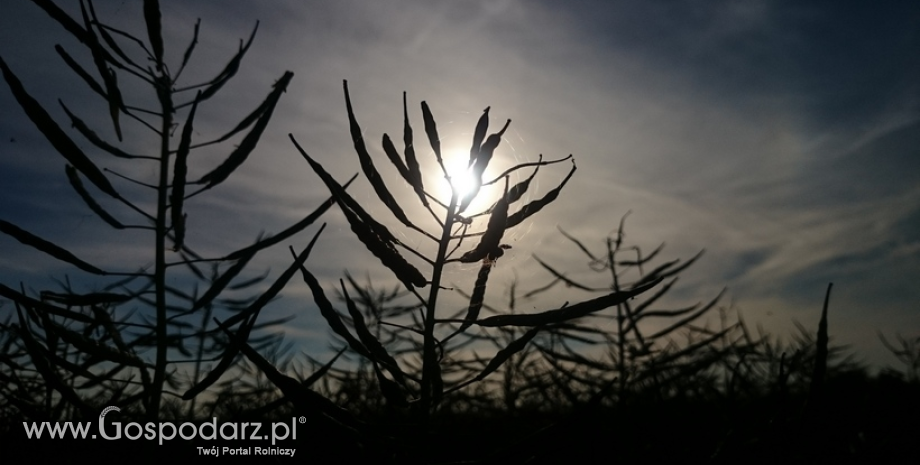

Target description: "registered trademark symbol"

left=299, top=416, right=306, bottom=424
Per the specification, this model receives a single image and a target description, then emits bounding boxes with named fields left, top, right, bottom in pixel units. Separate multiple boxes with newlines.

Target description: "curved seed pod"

left=1, top=57, right=118, bottom=197
left=459, top=118, right=509, bottom=213
left=472, top=325, right=542, bottom=383
left=476, top=279, right=660, bottom=327
left=645, top=289, right=724, bottom=340
left=60, top=102, right=148, bottom=159
left=382, top=134, right=411, bottom=182
left=292, top=136, right=427, bottom=288
left=635, top=250, right=704, bottom=287
left=217, top=223, right=322, bottom=331
left=403, top=93, right=427, bottom=206
left=0, top=220, right=107, bottom=275
left=87, top=1, right=141, bottom=70
left=343, top=81, right=411, bottom=227
left=191, top=90, right=269, bottom=141
left=506, top=160, right=540, bottom=206
left=0, top=284, right=95, bottom=323
left=532, top=255, right=604, bottom=291
left=198, top=22, right=259, bottom=102
left=172, top=92, right=200, bottom=250
left=421, top=101, right=443, bottom=165
left=302, top=347, right=347, bottom=388
left=42, top=316, right=144, bottom=367
left=191, top=249, right=256, bottom=312
left=175, top=19, right=201, bottom=81
left=454, top=261, right=491, bottom=338
left=143, top=0, right=164, bottom=72
left=460, top=181, right=509, bottom=263
left=13, top=308, right=93, bottom=416
left=104, top=68, right=124, bottom=141
left=374, top=361, right=409, bottom=407
left=65, top=165, right=124, bottom=229
left=223, top=174, right=356, bottom=261
left=810, top=282, right=832, bottom=400
left=469, top=106, right=490, bottom=166
left=55, top=45, right=105, bottom=98
left=291, top=249, right=369, bottom=358
left=32, top=0, right=90, bottom=44
left=338, top=200, right=427, bottom=289
left=182, top=311, right=260, bottom=400
left=505, top=159, right=576, bottom=229
left=196, top=71, right=293, bottom=190
left=341, top=281, right=406, bottom=383
left=184, top=228, right=324, bottom=400
left=39, top=290, right=131, bottom=307
left=226, top=325, right=364, bottom=431
left=79, top=0, right=124, bottom=140
left=472, top=118, right=511, bottom=181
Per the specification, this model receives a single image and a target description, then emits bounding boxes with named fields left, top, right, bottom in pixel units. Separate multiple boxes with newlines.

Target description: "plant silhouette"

left=1, top=2, right=918, bottom=464
left=0, top=0, right=332, bottom=424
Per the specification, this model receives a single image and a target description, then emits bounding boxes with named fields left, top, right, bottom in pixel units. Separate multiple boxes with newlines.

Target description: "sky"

left=1, top=0, right=918, bottom=374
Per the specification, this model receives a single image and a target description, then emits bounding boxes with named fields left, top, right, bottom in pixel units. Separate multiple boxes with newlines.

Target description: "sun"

left=439, top=151, right=478, bottom=202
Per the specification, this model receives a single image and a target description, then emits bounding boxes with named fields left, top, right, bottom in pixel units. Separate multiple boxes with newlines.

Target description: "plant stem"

left=420, top=190, right=459, bottom=417
left=150, top=74, right=173, bottom=421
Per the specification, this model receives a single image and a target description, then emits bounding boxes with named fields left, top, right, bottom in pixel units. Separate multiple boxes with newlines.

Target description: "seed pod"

left=223, top=174, right=356, bottom=261
left=177, top=19, right=201, bottom=79
left=172, top=92, right=200, bottom=250
left=476, top=279, right=660, bottom=327
left=421, top=101, right=442, bottom=164
left=183, top=312, right=260, bottom=400
left=403, top=93, right=427, bottom=206
left=55, top=45, right=105, bottom=98
left=32, top=0, right=91, bottom=44
left=1, top=57, right=118, bottom=197
left=472, top=325, right=542, bottom=383
left=468, top=106, right=490, bottom=166
left=459, top=119, right=509, bottom=213
left=471, top=118, right=511, bottom=182
left=39, top=291, right=131, bottom=307
left=60, top=102, right=145, bottom=159
left=0, top=283, right=95, bottom=323
left=373, top=362, right=409, bottom=407
left=143, top=0, right=164, bottom=71
left=458, top=261, right=491, bottom=335
left=217, top=223, right=322, bottom=331
left=532, top=255, right=603, bottom=291
left=382, top=134, right=411, bottom=182
left=506, top=159, right=576, bottom=229
left=460, top=181, right=509, bottom=263
left=292, top=136, right=427, bottom=288
left=0, top=219, right=107, bottom=275
left=79, top=1, right=124, bottom=140
left=196, top=71, right=293, bottom=189
left=343, top=81, right=412, bottom=227
left=65, top=165, right=124, bottom=229
left=13, top=306, right=92, bottom=415
left=341, top=280, right=405, bottom=383
left=227, top=326, right=362, bottom=430
left=191, top=249, right=257, bottom=312
left=292, top=249, right=369, bottom=358
left=87, top=0, right=141, bottom=70
left=198, top=22, right=259, bottom=102
left=302, top=347, right=347, bottom=388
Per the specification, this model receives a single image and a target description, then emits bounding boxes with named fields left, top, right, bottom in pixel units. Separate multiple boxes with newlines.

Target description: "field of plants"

left=1, top=1, right=918, bottom=463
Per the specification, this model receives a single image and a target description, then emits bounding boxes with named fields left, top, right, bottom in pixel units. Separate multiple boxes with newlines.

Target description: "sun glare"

left=440, top=152, right=478, bottom=201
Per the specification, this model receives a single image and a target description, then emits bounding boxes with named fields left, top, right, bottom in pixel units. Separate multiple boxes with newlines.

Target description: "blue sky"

left=1, top=0, right=918, bottom=372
